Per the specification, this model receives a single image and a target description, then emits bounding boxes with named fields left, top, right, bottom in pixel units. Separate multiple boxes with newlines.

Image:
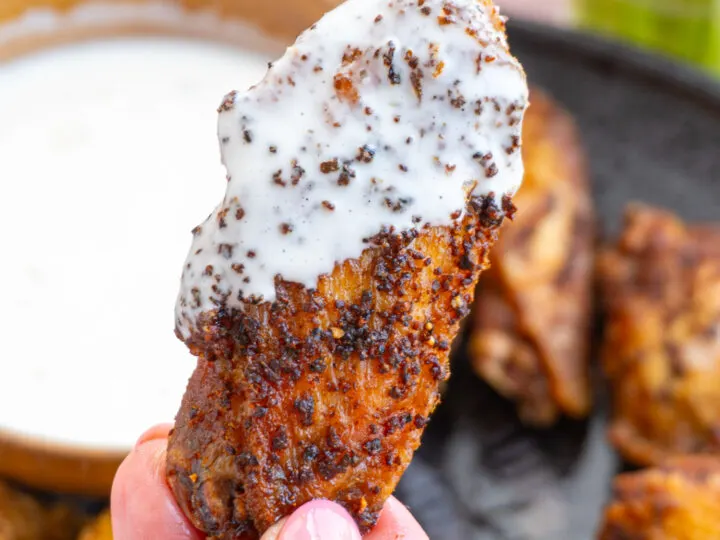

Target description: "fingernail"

left=135, top=424, right=173, bottom=449
left=279, top=500, right=361, bottom=540
left=260, top=518, right=286, bottom=540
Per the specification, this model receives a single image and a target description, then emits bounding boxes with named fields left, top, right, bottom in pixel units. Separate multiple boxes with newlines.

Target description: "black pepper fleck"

left=294, top=394, right=315, bottom=426
left=338, top=163, right=356, bottom=186
left=303, top=445, right=319, bottom=461
left=273, top=174, right=286, bottom=188
left=218, top=244, right=234, bottom=259
left=291, top=162, right=305, bottom=185
left=382, top=42, right=401, bottom=85
left=356, top=145, right=375, bottom=163
left=364, top=438, right=382, bottom=455
left=271, top=429, right=288, bottom=451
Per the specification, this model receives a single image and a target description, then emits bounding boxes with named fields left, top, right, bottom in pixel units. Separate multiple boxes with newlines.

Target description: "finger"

left=111, top=428, right=202, bottom=540
left=135, top=423, right=174, bottom=447
left=261, top=499, right=361, bottom=540
left=259, top=518, right=286, bottom=540
left=365, top=496, right=429, bottom=540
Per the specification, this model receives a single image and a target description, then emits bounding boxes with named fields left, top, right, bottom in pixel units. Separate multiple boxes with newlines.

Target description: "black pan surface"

left=395, top=21, right=720, bottom=540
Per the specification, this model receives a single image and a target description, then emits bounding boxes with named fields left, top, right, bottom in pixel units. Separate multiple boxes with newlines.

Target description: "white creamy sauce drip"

left=177, top=0, right=528, bottom=339
left=0, top=38, right=271, bottom=449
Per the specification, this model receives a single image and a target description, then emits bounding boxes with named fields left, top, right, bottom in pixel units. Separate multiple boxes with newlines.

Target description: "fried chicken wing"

left=467, top=88, right=594, bottom=426
left=598, top=457, right=720, bottom=540
left=77, top=511, right=112, bottom=540
left=165, top=0, right=528, bottom=538
left=0, top=481, right=84, bottom=540
left=0, top=481, right=45, bottom=540
left=599, top=205, right=720, bottom=466
left=169, top=200, right=511, bottom=538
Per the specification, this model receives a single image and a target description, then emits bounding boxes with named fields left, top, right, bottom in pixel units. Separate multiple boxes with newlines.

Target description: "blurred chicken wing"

left=468, top=88, right=594, bottom=426
left=598, top=456, right=720, bottom=540
left=599, top=205, right=720, bottom=466
left=77, top=511, right=111, bottom=540
left=0, top=481, right=84, bottom=540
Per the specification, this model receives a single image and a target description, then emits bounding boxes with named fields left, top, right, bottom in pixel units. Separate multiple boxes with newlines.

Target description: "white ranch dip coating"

left=176, top=0, right=528, bottom=339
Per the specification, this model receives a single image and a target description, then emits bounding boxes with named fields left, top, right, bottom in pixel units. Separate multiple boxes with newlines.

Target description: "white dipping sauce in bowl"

left=0, top=38, right=270, bottom=451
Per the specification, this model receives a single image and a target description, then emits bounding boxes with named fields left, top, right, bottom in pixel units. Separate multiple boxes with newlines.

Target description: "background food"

left=468, top=87, right=594, bottom=426
left=77, top=511, right=111, bottom=540
left=0, top=481, right=86, bottom=540
left=597, top=457, right=720, bottom=539
left=599, top=205, right=720, bottom=466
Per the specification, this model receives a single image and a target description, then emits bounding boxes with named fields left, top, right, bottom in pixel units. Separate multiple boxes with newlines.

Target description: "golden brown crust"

left=597, top=457, right=720, bottom=540
left=166, top=196, right=510, bottom=539
left=77, top=510, right=112, bottom=540
left=468, top=88, right=594, bottom=426
left=599, top=205, right=720, bottom=466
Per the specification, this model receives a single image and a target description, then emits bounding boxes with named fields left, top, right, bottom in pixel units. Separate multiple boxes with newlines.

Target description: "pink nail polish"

left=280, top=500, right=362, bottom=540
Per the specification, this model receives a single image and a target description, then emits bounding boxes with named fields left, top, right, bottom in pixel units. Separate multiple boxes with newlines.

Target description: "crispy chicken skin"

left=598, top=457, right=720, bottom=540
left=599, top=205, right=720, bottom=466
left=467, top=88, right=594, bottom=426
left=167, top=197, right=512, bottom=538
left=0, top=481, right=84, bottom=540
left=77, top=511, right=112, bottom=540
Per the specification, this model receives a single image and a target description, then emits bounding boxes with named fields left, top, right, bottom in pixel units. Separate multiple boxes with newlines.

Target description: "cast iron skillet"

left=395, top=20, right=720, bottom=540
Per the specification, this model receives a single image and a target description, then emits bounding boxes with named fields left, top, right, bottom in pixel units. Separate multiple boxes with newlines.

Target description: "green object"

left=578, top=0, right=720, bottom=75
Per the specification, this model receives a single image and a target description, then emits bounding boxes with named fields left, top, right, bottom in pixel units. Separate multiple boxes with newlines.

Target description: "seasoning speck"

left=356, top=145, right=375, bottom=163
left=320, top=159, right=340, bottom=173
left=331, top=327, right=345, bottom=339
left=175, top=0, right=528, bottom=337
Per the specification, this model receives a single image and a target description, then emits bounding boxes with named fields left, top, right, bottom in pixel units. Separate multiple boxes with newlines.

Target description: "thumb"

left=261, top=500, right=361, bottom=540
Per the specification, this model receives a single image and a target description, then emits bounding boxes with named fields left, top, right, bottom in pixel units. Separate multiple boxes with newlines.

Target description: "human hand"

left=111, top=424, right=429, bottom=539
